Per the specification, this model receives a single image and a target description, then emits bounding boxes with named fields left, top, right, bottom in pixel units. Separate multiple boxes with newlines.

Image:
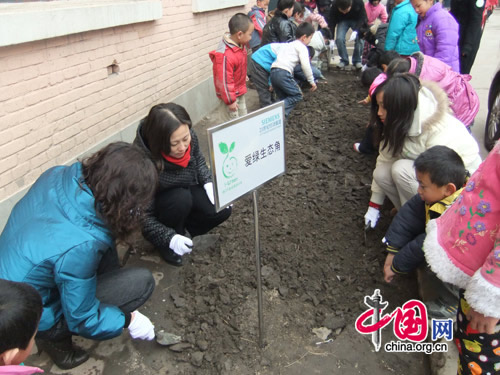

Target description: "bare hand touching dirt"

left=310, top=83, right=317, bottom=92
left=383, top=254, right=396, bottom=283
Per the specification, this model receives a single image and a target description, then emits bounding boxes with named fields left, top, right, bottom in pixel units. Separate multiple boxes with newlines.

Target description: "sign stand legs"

left=252, top=190, right=265, bottom=348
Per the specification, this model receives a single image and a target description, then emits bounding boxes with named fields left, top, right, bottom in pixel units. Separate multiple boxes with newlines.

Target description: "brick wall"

left=0, top=0, right=253, bottom=203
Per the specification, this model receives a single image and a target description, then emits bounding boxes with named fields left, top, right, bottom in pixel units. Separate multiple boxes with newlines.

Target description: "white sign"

left=207, top=102, right=286, bottom=211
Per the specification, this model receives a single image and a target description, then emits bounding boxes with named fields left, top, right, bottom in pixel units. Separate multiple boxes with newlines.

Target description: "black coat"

left=261, top=12, right=295, bottom=46
left=328, top=0, right=367, bottom=39
left=384, top=193, right=455, bottom=273
left=133, top=122, right=212, bottom=251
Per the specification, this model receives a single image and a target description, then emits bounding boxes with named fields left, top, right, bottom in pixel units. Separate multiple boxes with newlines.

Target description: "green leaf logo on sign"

left=219, top=141, right=237, bottom=178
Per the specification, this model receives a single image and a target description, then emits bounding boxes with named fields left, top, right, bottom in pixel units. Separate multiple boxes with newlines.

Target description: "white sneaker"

left=355, top=63, right=363, bottom=70
left=337, top=62, right=346, bottom=69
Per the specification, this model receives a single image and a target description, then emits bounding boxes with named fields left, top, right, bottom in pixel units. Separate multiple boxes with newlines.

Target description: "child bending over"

left=0, top=279, right=43, bottom=374
left=270, top=22, right=318, bottom=117
left=424, top=141, right=500, bottom=375
left=209, top=13, right=254, bottom=122
left=383, top=145, right=468, bottom=284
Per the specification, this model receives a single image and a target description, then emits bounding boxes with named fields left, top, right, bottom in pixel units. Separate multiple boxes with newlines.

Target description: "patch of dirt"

left=30, top=72, right=430, bottom=375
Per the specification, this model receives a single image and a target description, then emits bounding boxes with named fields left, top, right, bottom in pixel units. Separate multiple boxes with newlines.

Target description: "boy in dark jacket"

left=328, top=0, right=367, bottom=69
left=209, top=13, right=254, bottom=122
left=260, top=0, right=295, bottom=46
left=382, top=146, right=467, bottom=283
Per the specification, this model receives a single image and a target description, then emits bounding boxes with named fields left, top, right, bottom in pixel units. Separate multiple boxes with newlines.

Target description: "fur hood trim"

left=465, top=270, right=500, bottom=319
left=423, top=219, right=471, bottom=288
left=408, top=81, right=451, bottom=137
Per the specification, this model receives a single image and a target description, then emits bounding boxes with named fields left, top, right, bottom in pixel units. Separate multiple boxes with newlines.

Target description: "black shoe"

left=160, top=248, right=183, bottom=266
left=36, top=337, right=89, bottom=370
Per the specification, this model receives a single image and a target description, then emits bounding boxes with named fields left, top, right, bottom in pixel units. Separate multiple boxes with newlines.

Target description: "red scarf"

left=161, top=144, right=191, bottom=168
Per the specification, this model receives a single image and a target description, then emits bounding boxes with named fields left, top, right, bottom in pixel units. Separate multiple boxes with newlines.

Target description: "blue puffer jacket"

left=0, top=163, right=126, bottom=340
left=385, top=0, right=420, bottom=55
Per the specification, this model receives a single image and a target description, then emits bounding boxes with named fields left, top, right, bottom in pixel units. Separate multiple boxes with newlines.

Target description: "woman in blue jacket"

left=385, top=0, right=420, bottom=55
left=0, top=143, right=159, bottom=370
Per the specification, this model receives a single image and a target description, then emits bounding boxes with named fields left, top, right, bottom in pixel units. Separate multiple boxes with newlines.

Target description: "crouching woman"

left=0, top=142, right=160, bottom=370
left=134, top=103, right=232, bottom=266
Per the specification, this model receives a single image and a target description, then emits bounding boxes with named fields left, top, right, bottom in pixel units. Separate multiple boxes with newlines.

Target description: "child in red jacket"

left=209, top=13, right=254, bottom=123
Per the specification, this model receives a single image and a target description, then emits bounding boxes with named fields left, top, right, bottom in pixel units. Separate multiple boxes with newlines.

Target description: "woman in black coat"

left=134, top=103, right=231, bottom=266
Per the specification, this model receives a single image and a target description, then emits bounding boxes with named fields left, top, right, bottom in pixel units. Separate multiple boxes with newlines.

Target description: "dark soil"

left=29, top=72, right=430, bottom=375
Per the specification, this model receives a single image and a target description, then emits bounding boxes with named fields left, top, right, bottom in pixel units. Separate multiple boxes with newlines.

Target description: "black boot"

left=159, top=247, right=183, bottom=266
left=36, top=336, right=89, bottom=370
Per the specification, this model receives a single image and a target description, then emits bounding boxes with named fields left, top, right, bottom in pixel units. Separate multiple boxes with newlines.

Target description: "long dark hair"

left=142, top=103, right=192, bottom=164
left=371, top=73, right=421, bottom=157
left=82, top=142, right=158, bottom=240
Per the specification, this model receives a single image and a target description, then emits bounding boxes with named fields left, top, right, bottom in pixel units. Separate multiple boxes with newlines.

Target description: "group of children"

left=210, top=3, right=324, bottom=119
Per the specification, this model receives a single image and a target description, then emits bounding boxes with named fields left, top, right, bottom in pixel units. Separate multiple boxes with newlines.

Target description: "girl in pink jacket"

left=424, top=141, right=500, bottom=375
left=387, top=52, right=480, bottom=128
left=365, top=0, right=388, bottom=25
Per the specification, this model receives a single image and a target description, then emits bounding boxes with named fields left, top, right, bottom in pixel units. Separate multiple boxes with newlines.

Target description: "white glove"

left=128, top=311, right=155, bottom=340
left=348, top=31, right=358, bottom=42
left=204, top=182, right=215, bottom=205
left=364, top=206, right=380, bottom=228
left=329, top=40, right=336, bottom=52
left=169, top=234, right=193, bottom=256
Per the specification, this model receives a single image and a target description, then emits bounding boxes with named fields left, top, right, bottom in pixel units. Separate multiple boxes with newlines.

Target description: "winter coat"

left=370, top=81, right=482, bottom=205
left=424, top=142, right=500, bottom=319
left=133, top=123, right=212, bottom=252
left=251, top=43, right=284, bottom=72
left=309, top=30, right=328, bottom=68
left=385, top=189, right=463, bottom=274
left=0, top=163, right=126, bottom=340
left=209, top=34, right=248, bottom=105
left=450, top=0, right=485, bottom=74
left=416, top=3, right=460, bottom=72
left=365, top=2, right=388, bottom=24
left=248, top=6, right=267, bottom=49
left=385, top=0, right=419, bottom=55
left=328, top=0, right=367, bottom=39
left=261, top=11, right=295, bottom=46
left=409, top=52, right=479, bottom=126
left=0, top=366, right=43, bottom=374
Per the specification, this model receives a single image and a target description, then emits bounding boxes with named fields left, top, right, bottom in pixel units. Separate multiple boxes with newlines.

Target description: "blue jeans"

left=270, top=68, right=303, bottom=118
left=336, top=20, right=363, bottom=65
left=293, top=65, right=323, bottom=83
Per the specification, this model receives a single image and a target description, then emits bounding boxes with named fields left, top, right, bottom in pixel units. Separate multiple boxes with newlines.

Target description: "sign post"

left=207, top=101, right=286, bottom=347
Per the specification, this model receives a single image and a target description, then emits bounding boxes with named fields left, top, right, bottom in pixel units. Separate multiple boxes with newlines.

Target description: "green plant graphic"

left=219, top=141, right=237, bottom=178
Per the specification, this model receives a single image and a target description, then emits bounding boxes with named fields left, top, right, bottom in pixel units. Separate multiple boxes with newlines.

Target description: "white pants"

left=219, top=95, right=247, bottom=123
left=373, top=159, right=418, bottom=209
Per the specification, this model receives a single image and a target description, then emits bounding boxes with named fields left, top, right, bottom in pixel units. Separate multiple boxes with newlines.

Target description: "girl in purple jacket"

left=411, top=0, right=460, bottom=72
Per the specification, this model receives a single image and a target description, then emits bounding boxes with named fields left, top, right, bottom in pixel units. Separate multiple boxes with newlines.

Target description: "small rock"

left=278, top=285, right=288, bottom=297
left=260, top=356, right=271, bottom=367
left=224, top=359, right=232, bottom=371
left=191, top=351, right=204, bottom=367
left=322, top=315, right=346, bottom=331
left=197, top=339, right=209, bottom=351
left=168, top=342, right=192, bottom=352
left=312, top=327, right=332, bottom=341
left=261, top=265, right=273, bottom=277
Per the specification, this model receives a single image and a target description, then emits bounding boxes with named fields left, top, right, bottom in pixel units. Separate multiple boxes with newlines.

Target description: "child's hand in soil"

left=466, top=306, right=500, bottom=334
left=383, top=254, right=395, bottom=283
left=358, top=96, right=370, bottom=105
left=268, top=86, right=273, bottom=92
left=310, top=83, right=317, bottom=92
